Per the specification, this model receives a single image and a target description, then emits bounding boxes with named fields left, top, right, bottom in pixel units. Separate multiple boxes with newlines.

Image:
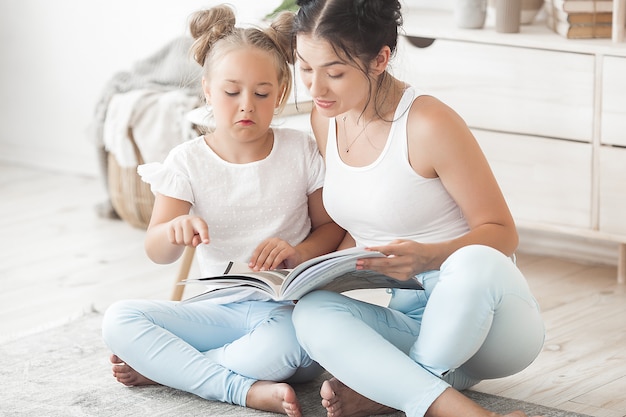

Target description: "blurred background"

left=0, top=0, right=453, bottom=177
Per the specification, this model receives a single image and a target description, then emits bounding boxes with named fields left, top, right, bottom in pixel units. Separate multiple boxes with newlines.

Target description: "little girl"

left=101, top=6, right=344, bottom=416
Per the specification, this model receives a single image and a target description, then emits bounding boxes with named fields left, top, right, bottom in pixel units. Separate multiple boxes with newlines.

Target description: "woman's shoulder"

left=407, top=92, right=464, bottom=133
left=405, top=87, right=478, bottom=173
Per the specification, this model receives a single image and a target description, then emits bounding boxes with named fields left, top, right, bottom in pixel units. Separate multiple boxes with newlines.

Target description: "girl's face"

left=296, top=34, right=370, bottom=118
left=204, top=47, right=282, bottom=142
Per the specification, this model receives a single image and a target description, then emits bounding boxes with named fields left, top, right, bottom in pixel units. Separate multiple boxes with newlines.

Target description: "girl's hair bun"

left=189, top=5, right=236, bottom=66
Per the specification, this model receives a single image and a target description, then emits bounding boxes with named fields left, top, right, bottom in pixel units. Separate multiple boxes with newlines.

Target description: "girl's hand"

left=249, top=238, right=300, bottom=271
left=358, top=240, right=433, bottom=280
left=167, top=215, right=210, bottom=248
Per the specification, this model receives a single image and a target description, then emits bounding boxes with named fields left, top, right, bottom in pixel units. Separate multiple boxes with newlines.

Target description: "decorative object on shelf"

left=546, top=0, right=613, bottom=38
left=495, top=0, right=522, bottom=32
left=521, top=0, right=546, bottom=24
left=489, top=0, right=545, bottom=24
left=454, top=0, right=488, bottom=28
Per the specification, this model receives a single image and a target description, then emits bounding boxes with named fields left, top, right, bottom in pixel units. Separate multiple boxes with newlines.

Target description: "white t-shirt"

left=139, top=127, right=325, bottom=302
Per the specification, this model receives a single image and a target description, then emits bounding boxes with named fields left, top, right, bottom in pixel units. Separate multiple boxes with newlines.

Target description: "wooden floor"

left=1, top=162, right=625, bottom=417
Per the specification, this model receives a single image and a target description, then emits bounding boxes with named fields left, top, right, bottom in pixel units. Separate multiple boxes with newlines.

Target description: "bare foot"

left=320, top=378, right=396, bottom=417
left=246, top=380, right=302, bottom=417
left=110, top=354, right=157, bottom=387
left=426, top=388, right=544, bottom=417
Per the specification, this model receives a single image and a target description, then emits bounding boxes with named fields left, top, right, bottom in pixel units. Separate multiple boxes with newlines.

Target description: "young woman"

left=286, top=1, right=546, bottom=417
left=101, top=6, right=344, bottom=417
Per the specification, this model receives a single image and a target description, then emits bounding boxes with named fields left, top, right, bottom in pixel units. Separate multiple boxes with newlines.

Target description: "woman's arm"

left=414, top=96, right=518, bottom=256
left=362, top=95, right=518, bottom=279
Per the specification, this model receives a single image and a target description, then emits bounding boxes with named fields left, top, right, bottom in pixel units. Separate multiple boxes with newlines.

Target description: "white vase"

left=454, top=0, right=488, bottom=29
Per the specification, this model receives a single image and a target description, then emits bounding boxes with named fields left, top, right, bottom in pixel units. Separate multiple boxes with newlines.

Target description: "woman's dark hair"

left=295, top=0, right=402, bottom=64
left=293, top=0, right=403, bottom=117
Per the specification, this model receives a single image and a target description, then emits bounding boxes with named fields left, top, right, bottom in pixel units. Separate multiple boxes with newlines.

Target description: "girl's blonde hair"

left=189, top=5, right=295, bottom=115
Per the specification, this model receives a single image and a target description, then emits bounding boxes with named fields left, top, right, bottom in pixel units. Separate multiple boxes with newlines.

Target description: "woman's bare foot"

left=246, top=380, right=302, bottom=417
left=426, top=388, right=544, bottom=417
left=320, top=377, right=396, bottom=417
left=110, top=354, right=157, bottom=387
left=504, top=413, right=544, bottom=417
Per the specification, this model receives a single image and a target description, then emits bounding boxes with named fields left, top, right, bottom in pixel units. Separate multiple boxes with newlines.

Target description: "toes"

left=112, top=363, right=127, bottom=372
left=110, top=354, right=123, bottom=364
left=115, top=374, right=131, bottom=385
left=320, top=380, right=337, bottom=401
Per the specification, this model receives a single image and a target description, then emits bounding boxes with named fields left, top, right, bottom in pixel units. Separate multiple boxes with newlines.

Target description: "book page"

left=282, top=247, right=383, bottom=290
left=281, top=249, right=422, bottom=300
left=185, top=262, right=289, bottom=298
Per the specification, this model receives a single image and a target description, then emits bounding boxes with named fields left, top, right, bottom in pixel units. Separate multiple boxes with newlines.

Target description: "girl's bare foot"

left=320, top=378, right=396, bottom=417
left=246, top=380, right=303, bottom=417
left=110, top=354, right=157, bottom=387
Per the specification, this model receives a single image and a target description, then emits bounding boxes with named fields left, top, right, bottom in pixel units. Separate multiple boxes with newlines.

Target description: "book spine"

left=547, top=0, right=614, bottom=37
left=550, top=0, right=614, bottom=13
left=546, top=15, right=613, bottom=37
left=546, top=4, right=613, bottom=23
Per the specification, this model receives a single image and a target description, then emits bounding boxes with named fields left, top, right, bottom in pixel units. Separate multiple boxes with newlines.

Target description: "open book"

left=179, top=247, right=423, bottom=303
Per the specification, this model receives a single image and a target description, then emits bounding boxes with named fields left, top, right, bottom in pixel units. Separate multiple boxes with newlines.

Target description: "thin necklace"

left=342, top=116, right=370, bottom=153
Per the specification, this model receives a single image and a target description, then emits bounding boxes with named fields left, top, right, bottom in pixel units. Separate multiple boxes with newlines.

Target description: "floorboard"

left=1, top=162, right=624, bottom=416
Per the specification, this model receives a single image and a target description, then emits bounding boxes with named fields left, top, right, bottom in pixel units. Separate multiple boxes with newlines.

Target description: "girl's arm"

left=144, top=193, right=209, bottom=264
left=249, top=188, right=345, bottom=270
left=337, top=232, right=356, bottom=250
left=294, top=188, right=346, bottom=261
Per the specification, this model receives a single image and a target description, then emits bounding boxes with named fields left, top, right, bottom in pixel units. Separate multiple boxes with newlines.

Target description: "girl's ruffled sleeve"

left=137, top=162, right=194, bottom=204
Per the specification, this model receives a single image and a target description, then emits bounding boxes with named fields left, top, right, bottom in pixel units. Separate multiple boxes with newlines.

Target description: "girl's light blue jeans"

left=101, top=299, right=322, bottom=406
left=292, top=245, right=545, bottom=417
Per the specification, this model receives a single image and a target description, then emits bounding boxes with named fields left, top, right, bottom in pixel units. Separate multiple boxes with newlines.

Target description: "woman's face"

left=204, top=46, right=282, bottom=142
left=296, top=34, right=370, bottom=118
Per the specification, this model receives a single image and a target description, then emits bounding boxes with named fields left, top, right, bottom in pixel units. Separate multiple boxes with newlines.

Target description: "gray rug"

left=0, top=310, right=591, bottom=417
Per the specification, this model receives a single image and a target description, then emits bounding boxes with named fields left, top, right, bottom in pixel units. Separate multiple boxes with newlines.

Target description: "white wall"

left=0, top=0, right=283, bottom=177
left=0, top=0, right=450, bottom=177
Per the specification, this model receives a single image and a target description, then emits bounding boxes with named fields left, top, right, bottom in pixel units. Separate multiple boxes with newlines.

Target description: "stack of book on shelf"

left=546, top=0, right=613, bottom=38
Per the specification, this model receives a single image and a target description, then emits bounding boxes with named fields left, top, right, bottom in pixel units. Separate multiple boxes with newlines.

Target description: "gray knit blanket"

left=89, top=36, right=203, bottom=148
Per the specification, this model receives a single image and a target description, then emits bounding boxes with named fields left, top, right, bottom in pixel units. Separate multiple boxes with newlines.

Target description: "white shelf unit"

left=397, top=9, right=626, bottom=282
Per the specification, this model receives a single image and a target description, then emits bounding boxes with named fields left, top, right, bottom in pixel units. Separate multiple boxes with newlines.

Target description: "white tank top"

left=323, top=87, right=469, bottom=247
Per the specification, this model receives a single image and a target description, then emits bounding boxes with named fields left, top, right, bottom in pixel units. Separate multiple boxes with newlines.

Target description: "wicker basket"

left=107, top=128, right=155, bottom=229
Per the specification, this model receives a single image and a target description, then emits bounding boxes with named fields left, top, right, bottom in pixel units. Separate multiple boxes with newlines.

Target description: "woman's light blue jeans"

left=101, top=299, right=322, bottom=406
left=292, top=245, right=545, bottom=417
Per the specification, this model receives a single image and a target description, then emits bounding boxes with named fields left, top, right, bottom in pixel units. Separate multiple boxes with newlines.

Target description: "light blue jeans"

left=292, top=245, right=545, bottom=417
left=101, top=299, right=322, bottom=406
